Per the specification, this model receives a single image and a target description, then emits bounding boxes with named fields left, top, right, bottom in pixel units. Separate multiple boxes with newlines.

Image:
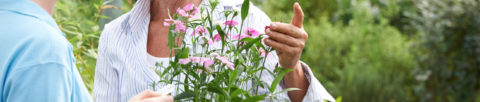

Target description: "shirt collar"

left=0, top=0, right=62, bottom=34
left=125, top=0, right=151, bottom=33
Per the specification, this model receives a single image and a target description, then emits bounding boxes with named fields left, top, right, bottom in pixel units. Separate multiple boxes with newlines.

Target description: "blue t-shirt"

left=0, top=0, right=92, bottom=102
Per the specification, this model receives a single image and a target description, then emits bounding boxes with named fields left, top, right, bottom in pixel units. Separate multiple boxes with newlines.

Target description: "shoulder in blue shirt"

left=0, top=0, right=92, bottom=102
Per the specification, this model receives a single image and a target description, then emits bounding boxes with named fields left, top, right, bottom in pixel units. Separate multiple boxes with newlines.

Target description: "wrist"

left=286, top=61, right=303, bottom=73
left=282, top=61, right=309, bottom=101
left=283, top=62, right=304, bottom=85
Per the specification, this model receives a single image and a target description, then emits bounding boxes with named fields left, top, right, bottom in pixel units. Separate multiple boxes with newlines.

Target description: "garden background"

left=52, top=0, right=480, bottom=101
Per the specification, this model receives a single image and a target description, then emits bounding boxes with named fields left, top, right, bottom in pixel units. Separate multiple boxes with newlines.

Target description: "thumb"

left=291, top=2, right=304, bottom=28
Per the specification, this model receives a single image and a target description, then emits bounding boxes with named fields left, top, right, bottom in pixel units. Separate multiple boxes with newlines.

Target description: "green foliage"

left=406, top=0, right=480, bottom=101
left=53, top=0, right=105, bottom=94
left=54, top=0, right=133, bottom=95
left=303, top=12, right=414, bottom=102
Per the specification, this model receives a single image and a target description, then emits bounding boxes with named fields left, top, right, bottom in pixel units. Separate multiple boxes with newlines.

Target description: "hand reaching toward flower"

left=264, top=2, right=309, bottom=102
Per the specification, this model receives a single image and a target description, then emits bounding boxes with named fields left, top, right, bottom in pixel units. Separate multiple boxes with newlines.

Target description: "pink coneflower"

left=199, top=36, right=214, bottom=45
left=179, top=58, right=191, bottom=64
left=174, top=21, right=186, bottom=33
left=213, top=34, right=222, bottom=42
left=177, top=8, right=189, bottom=17
left=183, top=4, right=194, bottom=11
left=163, top=18, right=175, bottom=26
left=226, top=62, right=234, bottom=70
left=177, top=3, right=199, bottom=18
left=203, top=59, right=215, bottom=70
left=215, top=56, right=229, bottom=63
left=232, top=34, right=249, bottom=40
left=224, top=20, right=238, bottom=27
left=163, top=18, right=186, bottom=33
left=163, top=22, right=171, bottom=26
left=246, top=27, right=260, bottom=36
left=191, top=26, right=205, bottom=36
left=190, top=57, right=201, bottom=63
left=205, top=37, right=214, bottom=45
left=214, top=55, right=235, bottom=70
left=191, top=7, right=199, bottom=15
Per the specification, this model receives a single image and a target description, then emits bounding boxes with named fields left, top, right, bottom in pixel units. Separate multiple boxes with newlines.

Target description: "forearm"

left=283, top=62, right=309, bottom=102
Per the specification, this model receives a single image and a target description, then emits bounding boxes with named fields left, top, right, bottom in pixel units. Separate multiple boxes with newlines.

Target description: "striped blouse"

left=93, top=0, right=334, bottom=102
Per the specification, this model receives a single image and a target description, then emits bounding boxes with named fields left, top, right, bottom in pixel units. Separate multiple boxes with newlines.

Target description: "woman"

left=94, top=0, right=334, bottom=101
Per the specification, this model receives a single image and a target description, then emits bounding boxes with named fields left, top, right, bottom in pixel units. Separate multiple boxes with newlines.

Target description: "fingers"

left=266, top=29, right=303, bottom=47
left=291, top=2, right=304, bottom=28
left=141, top=95, right=174, bottom=102
left=264, top=38, right=300, bottom=54
left=138, top=90, right=163, bottom=99
left=130, top=91, right=173, bottom=102
left=270, top=23, right=306, bottom=39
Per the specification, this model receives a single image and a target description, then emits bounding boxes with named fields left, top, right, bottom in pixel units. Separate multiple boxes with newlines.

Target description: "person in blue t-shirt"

left=0, top=0, right=173, bottom=101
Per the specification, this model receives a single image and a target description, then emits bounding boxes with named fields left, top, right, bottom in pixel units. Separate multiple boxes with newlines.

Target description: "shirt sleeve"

left=299, top=62, right=335, bottom=102
left=264, top=52, right=335, bottom=102
left=4, top=63, right=73, bottom=102
left=93, top=23, right=121, bottom=102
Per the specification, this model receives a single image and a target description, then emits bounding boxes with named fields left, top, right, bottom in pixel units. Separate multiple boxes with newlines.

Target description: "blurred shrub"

left=53, top=0, right=135, bottom=94
left=53, top=0, right=105, bottom=93
left=303, top=4, right=414, bottom=102
left=256, top=0, right=337, bottom=21
left=333, top=0, right=418, bottom=36
left=406, top=0, right=480, bottom=101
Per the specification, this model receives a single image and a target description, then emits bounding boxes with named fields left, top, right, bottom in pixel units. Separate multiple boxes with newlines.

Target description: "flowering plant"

left=153, top=0, right=297, bottom=101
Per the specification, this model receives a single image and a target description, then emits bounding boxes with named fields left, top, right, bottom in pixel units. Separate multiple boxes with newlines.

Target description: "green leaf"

left=269, top=68, right=294, bottom=92
left=216, top=25, right=227, bottom=50
left=174, top=92, right=195, bottom=100
left=216, top=25, right=227, bottom=42
left=230, top=87, right=245, bottom=97
left=229, top=70, right=238, bottom=86
left=183, top=76, right=189, bottom=92
left=239, top=37, right=262, bottom=51
left=232, top=97, right=243, bottom=102
left=240, top=37, right=254, bottom=42
left=178, top=48, right=189, bottom=59
left=207, top=83, right=226, bottom=96
left=243, top=95, right=265, bottom=102
left=187, top=68, right=200, bottom=80
left=241, top=0, right=250, bottom=20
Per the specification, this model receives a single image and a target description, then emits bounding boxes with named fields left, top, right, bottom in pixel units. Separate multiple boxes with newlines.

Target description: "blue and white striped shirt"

left=93, top=0, right=334, bottom=102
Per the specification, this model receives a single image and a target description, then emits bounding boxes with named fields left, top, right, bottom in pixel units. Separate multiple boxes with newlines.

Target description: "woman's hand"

left=129, top=90, right=173, bottom=102
left=264, top=2, right=306, bottom=69
left=264, top=3, right=309, bottom=101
